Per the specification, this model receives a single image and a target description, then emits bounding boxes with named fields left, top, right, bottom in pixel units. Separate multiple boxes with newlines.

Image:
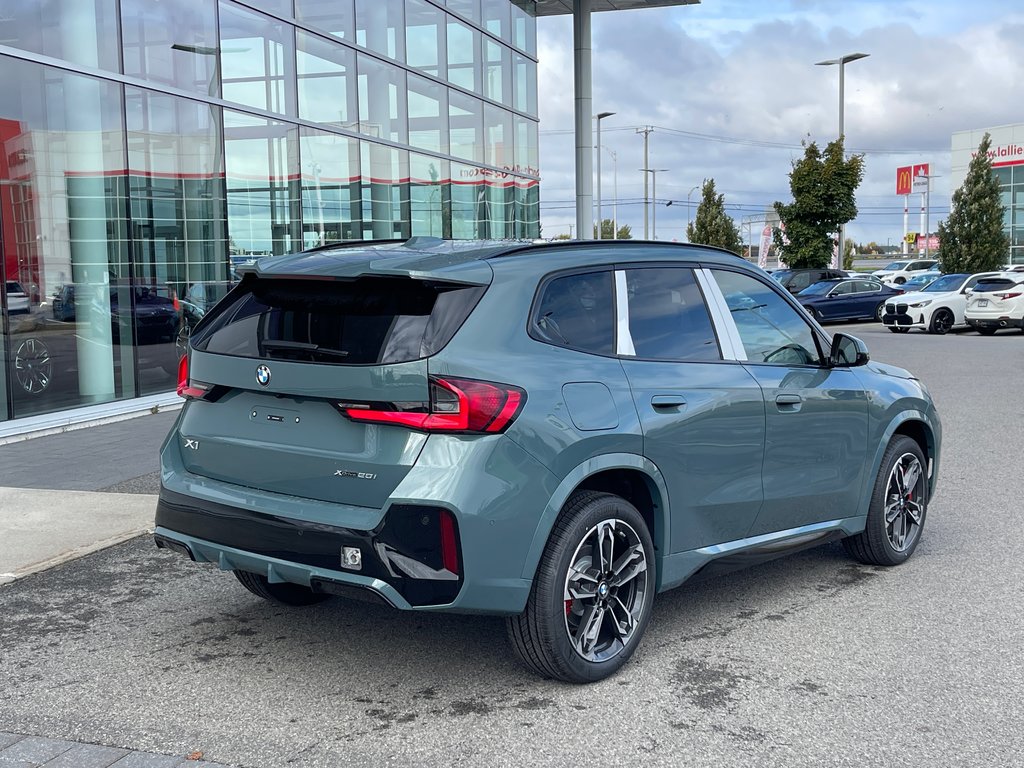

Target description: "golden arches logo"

left=896, top=166, right=913, bottom=195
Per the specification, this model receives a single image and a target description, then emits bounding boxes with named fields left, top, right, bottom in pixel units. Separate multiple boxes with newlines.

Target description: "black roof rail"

left=482, top=238, right=750, bottom=263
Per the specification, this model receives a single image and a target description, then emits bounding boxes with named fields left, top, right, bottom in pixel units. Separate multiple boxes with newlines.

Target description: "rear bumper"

left=965, top=316, right=1024, bottom=330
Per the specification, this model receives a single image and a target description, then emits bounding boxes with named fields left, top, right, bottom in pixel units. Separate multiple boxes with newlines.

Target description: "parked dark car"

left=796, top=278, right=904, bottom=322
left=52, top=283, right=181, bottom=344
left=772, top=268, right=849, bottom=295
left=157, top=238, right=941, bottom=684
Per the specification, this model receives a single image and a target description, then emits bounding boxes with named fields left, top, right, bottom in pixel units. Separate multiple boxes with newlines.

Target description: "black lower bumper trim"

left=156, top=487, right=461, bottom=607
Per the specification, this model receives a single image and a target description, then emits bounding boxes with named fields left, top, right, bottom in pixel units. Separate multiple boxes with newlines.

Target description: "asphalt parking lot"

left=1, top=322, right=1022, bottom=767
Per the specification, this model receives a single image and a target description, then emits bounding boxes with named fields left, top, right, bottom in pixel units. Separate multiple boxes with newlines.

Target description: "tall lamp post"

left=641, top=168, right=668, bottom=240
left=595, top=111, right=615, bottom=238
left=686, top=184, right=699, bottom=240
left=604, top=146, right=618, bottom=239
left=816, top=51, right=869, bottom=263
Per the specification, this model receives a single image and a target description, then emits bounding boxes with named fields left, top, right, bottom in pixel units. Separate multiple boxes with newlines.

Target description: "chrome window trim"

left=613, top=270, right=636, bottom=356
left=695, top=268, right=746, bottom=361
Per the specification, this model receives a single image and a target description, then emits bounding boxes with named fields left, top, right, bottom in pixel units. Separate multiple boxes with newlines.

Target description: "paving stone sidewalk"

left=0, top=733, right=233, bottom=767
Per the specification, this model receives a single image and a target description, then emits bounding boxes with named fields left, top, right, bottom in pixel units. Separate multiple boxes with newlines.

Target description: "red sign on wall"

left=896, top=165, right=912, bottom=195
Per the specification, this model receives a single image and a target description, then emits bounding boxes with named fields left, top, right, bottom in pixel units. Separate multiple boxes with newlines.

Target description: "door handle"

left=775, top=393, right=803, bottom=411
left=651, top=395, right=687, bottom=409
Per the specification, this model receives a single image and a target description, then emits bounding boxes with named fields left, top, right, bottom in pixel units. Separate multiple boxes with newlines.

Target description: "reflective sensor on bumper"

left=341, top=546, right=363, bottom=570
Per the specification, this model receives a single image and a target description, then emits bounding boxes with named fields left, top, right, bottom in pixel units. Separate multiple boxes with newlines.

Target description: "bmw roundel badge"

left=256, top=364, right=272, bottom=386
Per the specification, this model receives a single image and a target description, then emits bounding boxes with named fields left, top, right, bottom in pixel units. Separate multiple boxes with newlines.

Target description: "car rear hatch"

left=967, top=278, right=1023, bottom=313
left=177, top=254, right=490, bottom=509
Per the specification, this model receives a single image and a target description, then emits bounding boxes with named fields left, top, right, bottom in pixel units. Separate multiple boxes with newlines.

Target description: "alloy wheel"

left=14, top=337, right=52, bottom=394
left=563, top=519, right=649, bottom=663
left=885, top=453, right=925, bottom=552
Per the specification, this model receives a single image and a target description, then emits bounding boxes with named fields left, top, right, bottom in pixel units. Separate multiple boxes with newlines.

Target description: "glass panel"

left=224, top=110, right=301, bottom=262
left=994, top=166, right=1012, bottom=186
left=450, top=91, right=483, bottom=163
left=481, top=0, right=510, bottom=41
left=447, top=18, right=481, bottom=93
left=126, top=86, right=228, bottom=394
left=450, top=162, right=481, bottom=239
left=300, top=128, right=361, bottom=245
left=515, top=177, right=539, bottom=239
left=296, top=30, right=358, bottom=128
left=711, top=270, right=822, bottom=366
left=484, top=103, right=513, bottom=168
left=0, top=57, right=133, bottom=421
left=360, top=142, right=410, bottom=240
left=295, top=0, right=354, bottom=41
left=121, top=0, right=220, bottom=96
left=533, top=272, right=614, bottom=354
left=219, top=1, right=296, bottom=117
left=481, top=172, right=513, bottom=239
left=446, top=0, right=480, bottom=25
left=0, top=0, right=120, bottom=72
left=513, top=53, right=538, bottom=116
left=484, top=39, right=511, bottom=106
left=243, top=0, right=293, bottom=17
left=511, top=3, right=536, bottom=55
left=410, top=154, right=450, bottom=238
left=406, top=0, right=446, bottom=79
left=355, top=0, right=405, bottom=61
left=623, top=268, right=720, bottom=361
left=408, top=74, right=449, bottom=155
left=357, top=55, right=408, bottom=143
left=514, top=115, right=538, bottom=175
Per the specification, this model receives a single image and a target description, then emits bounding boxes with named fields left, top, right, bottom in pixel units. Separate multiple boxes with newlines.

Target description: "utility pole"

left=636, top=126, right=653, bottom=239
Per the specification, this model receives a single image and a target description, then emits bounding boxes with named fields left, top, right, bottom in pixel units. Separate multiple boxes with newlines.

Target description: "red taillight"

left=176, top=355, right=209, bottom=399
left=439, top=509, right=459, bottom=574
left=995, top=292, right=1022, bottom=300
left=341, top=376, right=525, bottom=433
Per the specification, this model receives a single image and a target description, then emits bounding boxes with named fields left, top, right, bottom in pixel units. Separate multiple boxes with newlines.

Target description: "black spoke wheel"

left=843, top=435, right=928, bottom=566
left=929, top=308, right=954, bottom=335
left=507, top=491, right=655, bottom=683
left=14, top=337, right=52, bottom=395
left=234, top=570, right=330, bottom=606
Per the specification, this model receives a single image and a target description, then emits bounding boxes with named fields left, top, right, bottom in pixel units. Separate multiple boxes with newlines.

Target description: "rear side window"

left=191, top=276, right=484, bottom=365
left=532, top=271, right=614, bottom=355
left=623, top=267, right=720, bottom=361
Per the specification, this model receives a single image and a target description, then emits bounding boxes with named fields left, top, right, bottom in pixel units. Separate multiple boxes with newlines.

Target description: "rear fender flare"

left=519, top=453, right=671, bottom=587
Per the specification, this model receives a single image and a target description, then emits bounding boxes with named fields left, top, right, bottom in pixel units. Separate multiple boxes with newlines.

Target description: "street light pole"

left=595, top=111, right=615, bottom=239
left=686, top=184, right=699, bottom=240
left=604, top=146, right=618, bottom=239
left=641, top=168, right=668, bottom=240
left=816, top=52, right=869, bottom=265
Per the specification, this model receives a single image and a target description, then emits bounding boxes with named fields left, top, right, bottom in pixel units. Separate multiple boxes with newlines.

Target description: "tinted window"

left=925, top=274, right=967, bottom=292
left=785, top=272, right=812, bottom=292
left=712, top=270, right=821, bottom=366
left=854, top=280, right=880, bottom=293
left=193, top=277, right=484, bottom=364
left=972, top=278, right=1020, bottom=293
left=622, top=268, right=719, bottom=361
left=533, top=271, right=614, bottom=355
left=829, top=281, right=854, bottom=295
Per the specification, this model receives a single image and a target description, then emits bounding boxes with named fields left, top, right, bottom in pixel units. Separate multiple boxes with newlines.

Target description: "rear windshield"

left=972, top=278, right=1020, bottom=293
left=191, top=277, right=484, bottom=365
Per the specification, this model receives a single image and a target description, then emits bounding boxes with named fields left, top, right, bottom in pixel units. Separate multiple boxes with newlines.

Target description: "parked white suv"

left=882, top=272, right=1004, bottom=335
left=964, top=275, right=1024, bottom=334
left=5, top=281, right=29, bottom=314
left=873, top=259, right=939, bottom=285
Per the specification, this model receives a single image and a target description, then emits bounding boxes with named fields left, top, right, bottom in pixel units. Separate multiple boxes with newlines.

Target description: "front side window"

left=622, top=268, right=720, bottom=361
left=712, top=270, right=822, bottom=366
left=532, top=271, right=614, bottom=355
left=828, top=282, right=854, bottom=296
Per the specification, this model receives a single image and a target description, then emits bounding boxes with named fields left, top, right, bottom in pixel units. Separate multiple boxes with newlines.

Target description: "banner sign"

left=896, top=166, right=912, bottom=195
left=913, top=163, right=930, bottom=191
left=757, top=225, right=772, bottom=268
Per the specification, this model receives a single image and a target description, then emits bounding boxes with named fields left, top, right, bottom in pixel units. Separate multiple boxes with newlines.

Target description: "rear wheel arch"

left=519, top=455, right=670, bottom=589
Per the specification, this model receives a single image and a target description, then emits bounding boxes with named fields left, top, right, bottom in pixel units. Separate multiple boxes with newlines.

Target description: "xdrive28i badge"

left=256, top=365, right=271, bottom=386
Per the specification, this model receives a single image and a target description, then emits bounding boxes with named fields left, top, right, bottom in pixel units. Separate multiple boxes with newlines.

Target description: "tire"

left=875, top=301, right=886, bottom=322
left=928, top=308, right=954, bottom=335
left=843, top=435, right=928, bottom=566
left=811, top=308, right=823, bottom=323
left=888, top=327, right=910, bottom=334
left=234, top=570, right=330, bottom=606
left=894, top=276, right=906, bottom=285
left=506, top=491, right=656, bottom=683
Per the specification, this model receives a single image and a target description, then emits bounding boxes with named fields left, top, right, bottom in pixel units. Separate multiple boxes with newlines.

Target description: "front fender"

left=519, top=453, right=672, bottom=589
left=860, top=410, right=941, bottom=515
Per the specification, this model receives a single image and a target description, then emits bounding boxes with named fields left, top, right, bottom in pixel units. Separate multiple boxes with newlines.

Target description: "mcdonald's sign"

left=896, top=166, right=913, bottom=195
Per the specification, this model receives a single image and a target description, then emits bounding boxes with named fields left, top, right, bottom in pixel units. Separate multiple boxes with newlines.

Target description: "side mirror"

left=829, top=333, right=870, bottom=367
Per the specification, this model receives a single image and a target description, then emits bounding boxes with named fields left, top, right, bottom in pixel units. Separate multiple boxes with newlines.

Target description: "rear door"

left=180, top=274, right=486, bottom=508
left=616, top=265, right=765, bottom=551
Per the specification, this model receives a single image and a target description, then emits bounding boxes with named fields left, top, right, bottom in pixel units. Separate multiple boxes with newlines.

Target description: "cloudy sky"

left=534, top=0, right=1024, bottom=247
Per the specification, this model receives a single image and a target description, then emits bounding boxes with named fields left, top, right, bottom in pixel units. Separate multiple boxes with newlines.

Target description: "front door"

left=708, top=268, right=870, bottom=536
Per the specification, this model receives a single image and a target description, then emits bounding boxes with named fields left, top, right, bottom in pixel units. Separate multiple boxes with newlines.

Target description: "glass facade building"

left=0, top=0, right=539, bottom=425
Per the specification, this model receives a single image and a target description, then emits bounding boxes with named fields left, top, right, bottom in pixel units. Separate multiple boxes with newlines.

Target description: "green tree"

left=686, top=178, right=742, bottom=254
left=843, top=238, right=856, bottom=270
left=773, top=138, right=865, bottom=268
left=592, top=218, right=632, bottom=239
left=937, top=133, right=1009, bottom=272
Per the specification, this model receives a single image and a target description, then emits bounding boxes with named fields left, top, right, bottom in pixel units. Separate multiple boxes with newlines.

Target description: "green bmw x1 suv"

left=156, top=238, right=941, bottom=683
